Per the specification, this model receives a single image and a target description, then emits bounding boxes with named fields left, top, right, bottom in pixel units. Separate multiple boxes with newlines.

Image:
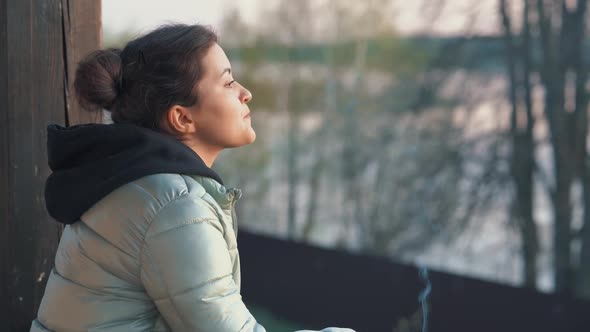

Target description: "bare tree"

left=499, top=0, right=539, bottom=289
left=498, top=0, right=590, bottom=296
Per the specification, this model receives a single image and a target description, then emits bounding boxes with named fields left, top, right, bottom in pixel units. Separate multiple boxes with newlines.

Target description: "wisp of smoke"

left=418, top=266, right=432, bottom=332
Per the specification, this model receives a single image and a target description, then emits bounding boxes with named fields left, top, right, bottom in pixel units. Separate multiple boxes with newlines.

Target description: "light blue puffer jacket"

left=31, top=173, right=353, bottom=332
left=32, top=173, right=253, bottom=331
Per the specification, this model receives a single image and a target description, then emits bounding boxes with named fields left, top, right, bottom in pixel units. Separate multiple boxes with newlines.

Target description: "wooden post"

left=0, top=0, right=101, bottom=330
left=62, top=0, right=103, bottom=125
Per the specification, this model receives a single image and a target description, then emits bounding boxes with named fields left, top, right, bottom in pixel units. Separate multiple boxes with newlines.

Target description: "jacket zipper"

left=231, top=200, right=238, bottom=237
left=230, top=188, right=241, bottom=236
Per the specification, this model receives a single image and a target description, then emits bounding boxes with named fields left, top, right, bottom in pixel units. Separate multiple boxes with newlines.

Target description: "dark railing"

left=239, top=231, right=590, bottom=332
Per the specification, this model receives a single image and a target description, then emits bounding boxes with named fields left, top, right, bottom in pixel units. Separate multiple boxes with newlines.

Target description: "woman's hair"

left=74, top=24, right=218, bottom=129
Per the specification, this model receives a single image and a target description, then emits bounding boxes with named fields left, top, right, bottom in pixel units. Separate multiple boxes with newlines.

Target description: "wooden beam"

left=62, top=0, right=103, bottom=125
left=0, top=0, right=101, bottom=330
left=0, top=0, right=9, bottom=326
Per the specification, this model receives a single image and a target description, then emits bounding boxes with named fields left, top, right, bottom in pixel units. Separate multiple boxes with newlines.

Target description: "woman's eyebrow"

left=220, top=68, right=231, bottom=77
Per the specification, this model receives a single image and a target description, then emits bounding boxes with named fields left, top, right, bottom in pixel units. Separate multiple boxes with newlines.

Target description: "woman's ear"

left=164, top=105, right=197, bottom=135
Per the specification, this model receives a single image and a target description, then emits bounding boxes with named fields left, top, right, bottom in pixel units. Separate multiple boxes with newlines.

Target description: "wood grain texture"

left=1, top=1, right=64, bottom=330
left=0, top=0, right=101, bottom=330
left=0, top=0, right=9, bottom=326
left=62, top=0, right=103, bottom=125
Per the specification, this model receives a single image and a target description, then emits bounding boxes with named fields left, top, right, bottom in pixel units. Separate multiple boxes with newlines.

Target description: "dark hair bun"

left=74, top=48, right=122, bottom=111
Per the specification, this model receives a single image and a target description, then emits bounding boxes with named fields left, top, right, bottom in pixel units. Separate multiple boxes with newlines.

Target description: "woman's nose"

left=241, top=87, right=252, bottom=104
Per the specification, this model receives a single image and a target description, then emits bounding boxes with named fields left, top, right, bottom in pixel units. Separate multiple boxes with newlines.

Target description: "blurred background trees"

left=103, top=0, right=590, bottom=300
left=500, top=0, right=590, bottom=297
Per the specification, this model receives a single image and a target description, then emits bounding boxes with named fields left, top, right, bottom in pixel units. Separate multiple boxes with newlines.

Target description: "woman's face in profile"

left=190, top=43, right=256, bottom=149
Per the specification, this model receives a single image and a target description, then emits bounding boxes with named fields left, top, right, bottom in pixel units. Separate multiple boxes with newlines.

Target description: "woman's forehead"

left=202, top=43, right=231, bottom=77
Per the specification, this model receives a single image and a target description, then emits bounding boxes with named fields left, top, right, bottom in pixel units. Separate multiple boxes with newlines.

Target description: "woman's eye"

left=226, top=80, right=236, bottom=87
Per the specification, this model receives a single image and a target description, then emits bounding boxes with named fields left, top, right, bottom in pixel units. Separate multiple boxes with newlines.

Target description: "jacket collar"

left=191, top=176, right=242, bottom=209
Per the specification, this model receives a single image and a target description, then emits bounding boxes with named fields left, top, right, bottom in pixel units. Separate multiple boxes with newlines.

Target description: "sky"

left=102, top=0, right=259, bottom=36
left=102, top=0, right=502, bottom=38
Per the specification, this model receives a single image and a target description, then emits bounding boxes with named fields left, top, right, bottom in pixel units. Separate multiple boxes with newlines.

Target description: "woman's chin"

left=229, top=130, right=256, bottom=148
left=245, top=129, right=256, bottom=144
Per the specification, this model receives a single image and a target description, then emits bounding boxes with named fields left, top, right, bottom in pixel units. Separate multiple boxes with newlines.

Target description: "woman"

left=31, top=24, right=353, bottom=332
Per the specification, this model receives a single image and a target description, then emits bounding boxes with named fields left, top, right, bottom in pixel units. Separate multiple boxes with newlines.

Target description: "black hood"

left=44, top=123, right=223, bottom=224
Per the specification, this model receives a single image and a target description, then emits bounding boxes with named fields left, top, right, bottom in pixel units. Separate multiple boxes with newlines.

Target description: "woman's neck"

left=181, top=139, right=221, bottom=168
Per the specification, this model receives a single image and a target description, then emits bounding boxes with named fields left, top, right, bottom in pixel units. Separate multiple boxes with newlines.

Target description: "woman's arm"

left=139, top=195, right=266, bottom=332
left=139, top=194, right=355, bottom=332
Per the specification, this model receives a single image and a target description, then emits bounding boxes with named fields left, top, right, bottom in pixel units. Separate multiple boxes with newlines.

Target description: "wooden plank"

left=62, top=0, right=103, bottom=125
left=30, top=0, right=68, bottom=317
left=0, top=0, right=100, bottom=330
left=1, top=1, right=65, bottom=330
left=0, top=0, right=9, bottom=327
left=3, top=1, right=36, bottom=329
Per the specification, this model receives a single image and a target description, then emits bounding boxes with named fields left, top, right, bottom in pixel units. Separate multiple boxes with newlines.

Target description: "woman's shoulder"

left=82, top=173, right=214, bottom=230
left=130, top=173, right=207, bottom=203
left=130, top=174, right=223, bottom=235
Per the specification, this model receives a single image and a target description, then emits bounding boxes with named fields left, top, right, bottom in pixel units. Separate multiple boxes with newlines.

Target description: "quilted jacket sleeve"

left=139, top=194, right=266, bottom=332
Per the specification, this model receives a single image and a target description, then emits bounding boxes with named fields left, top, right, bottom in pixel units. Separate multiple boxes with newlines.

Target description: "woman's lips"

left=243, top=112, right=251, bottom=118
